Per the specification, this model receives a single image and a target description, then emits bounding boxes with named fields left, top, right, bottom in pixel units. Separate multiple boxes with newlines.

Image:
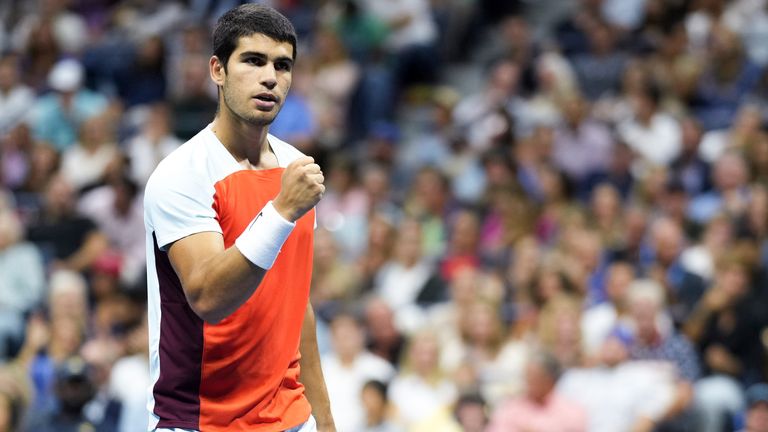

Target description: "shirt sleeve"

left=144, top=163, right=222, bottom=250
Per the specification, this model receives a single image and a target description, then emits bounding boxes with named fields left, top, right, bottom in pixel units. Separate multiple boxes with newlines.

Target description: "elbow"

left=192, top=303, right=225, bottom=325
left=183, top=279, right=226, bottom=325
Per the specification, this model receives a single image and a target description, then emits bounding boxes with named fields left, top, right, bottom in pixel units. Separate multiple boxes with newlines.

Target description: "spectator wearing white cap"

left=28, top=58, right=108, bottom=151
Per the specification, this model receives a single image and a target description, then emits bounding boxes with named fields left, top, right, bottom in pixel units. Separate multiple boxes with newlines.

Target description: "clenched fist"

left=273, top=156, right=325, bottom=222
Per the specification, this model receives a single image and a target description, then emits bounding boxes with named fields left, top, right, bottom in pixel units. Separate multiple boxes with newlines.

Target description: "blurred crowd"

left=0, top=0, right=768, bottom=431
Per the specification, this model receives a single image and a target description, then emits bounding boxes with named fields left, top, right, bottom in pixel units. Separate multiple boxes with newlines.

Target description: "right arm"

left=168, top=231, right=267, bottom=323
left=165, top=156, right=324, bottom=324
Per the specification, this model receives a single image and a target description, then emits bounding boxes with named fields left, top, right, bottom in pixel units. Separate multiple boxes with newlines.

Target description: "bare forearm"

left=299, top=304, right=335, bottom=431
left=169, top=232, right=269, bottom=324
left=63, top=232, right=108, bottom=271
left=188, top=247, right=267, bottom=322
left=682, top=305, right=713, bottom=343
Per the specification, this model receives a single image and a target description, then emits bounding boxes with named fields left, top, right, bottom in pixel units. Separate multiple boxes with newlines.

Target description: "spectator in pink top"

left=486, top=350, right=587, bottom=432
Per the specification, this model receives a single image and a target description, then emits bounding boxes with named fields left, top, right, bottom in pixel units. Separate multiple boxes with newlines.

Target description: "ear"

left=210, top=56, right=225, bottom=87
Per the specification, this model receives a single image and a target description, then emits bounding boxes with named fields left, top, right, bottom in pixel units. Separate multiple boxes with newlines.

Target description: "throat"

left=243, top=149, right=280, bottom=170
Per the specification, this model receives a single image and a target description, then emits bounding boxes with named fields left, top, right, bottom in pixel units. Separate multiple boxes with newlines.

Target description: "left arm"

left=299, top=303, right=336, bottom=432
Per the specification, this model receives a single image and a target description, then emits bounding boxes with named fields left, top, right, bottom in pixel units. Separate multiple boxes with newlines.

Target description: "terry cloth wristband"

left=235, top=201, right=295, bottom=269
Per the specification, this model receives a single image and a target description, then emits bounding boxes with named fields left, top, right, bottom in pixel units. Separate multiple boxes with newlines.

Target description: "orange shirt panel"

left=200, top=168, right=313, bottom=431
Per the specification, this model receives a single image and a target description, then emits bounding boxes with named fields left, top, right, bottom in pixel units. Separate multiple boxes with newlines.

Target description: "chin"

left=244, top=115, right=276, bottom=127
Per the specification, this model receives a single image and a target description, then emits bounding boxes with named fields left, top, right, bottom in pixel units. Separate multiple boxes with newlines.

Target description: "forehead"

left=232, top=33, right=293, bottom=58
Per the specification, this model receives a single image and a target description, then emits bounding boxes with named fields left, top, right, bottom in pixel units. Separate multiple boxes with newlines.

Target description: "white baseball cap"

left=48, top=58, right=84, bottom=92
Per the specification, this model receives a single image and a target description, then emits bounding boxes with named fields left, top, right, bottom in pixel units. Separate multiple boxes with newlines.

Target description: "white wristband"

left=235, top=201, right=295, bottom=269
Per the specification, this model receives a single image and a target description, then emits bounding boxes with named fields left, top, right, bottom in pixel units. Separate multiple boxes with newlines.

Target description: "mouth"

left=254, top=93, right=278, bottom=103
left=252, top=93, right=279, bottom=111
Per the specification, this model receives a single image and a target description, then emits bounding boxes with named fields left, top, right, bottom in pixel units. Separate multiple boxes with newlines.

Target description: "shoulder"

left=144, top=129, right=218, bottom=213
left=146, top=129, right=213, bottom=191
left=268, top=133, right=305, bottom=167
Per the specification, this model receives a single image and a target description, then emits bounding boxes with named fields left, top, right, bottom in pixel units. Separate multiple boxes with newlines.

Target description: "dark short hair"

left=362, top=379, right=388, bottom=400
left=212, top=4, right=297, bottom=70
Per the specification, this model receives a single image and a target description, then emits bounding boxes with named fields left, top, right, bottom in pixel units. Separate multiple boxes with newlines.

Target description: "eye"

left=245, top=57, right=266, bottom=66
left=275, top=61, right=292, bottom=72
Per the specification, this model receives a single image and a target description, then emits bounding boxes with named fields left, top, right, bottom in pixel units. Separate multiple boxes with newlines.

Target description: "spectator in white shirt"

left=322, top=312, right=395, bottom=432
left=618, top=82, right=682, bottom=167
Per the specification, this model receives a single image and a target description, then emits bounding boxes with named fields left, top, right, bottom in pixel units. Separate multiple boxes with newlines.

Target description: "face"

left=410, top=333, right=439, bottom=375
left=212, top=33, right=293, bottom=126
left=747, top=402, right=768, bottom=432
left=630, top=299, right=658, bottom=342
left=525, top=361, right=554, bottom=402
left=605, top=264, right=633, bottom=304
left=361, top=385, right=385, bottom=417
left=330, top=315, right=364, bottom=359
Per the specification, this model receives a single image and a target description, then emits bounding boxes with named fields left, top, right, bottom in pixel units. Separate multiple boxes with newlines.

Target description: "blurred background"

left=0, top=0, right=768, bottom=431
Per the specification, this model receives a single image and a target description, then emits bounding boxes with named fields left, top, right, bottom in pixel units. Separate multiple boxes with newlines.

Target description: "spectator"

left=617, top=81, right=682, bottom=167
left=77, top=174, right=145, bottom=288
left=389, top=330, right=457, bottom=429
left=29, top=59, right=108, bottom=151
left=0, top=53, right=34, bottom=135
left=536, top=294, right=584, bottom=369
left=113, top=35, right=167, bottom=108
left=60, top=113, right=119, bottom=192
left=439, top=208, right=482, bottom=282
left=580, top=261, right=634, bottom=359
left=551, top=93, right=614, bottom=189
left=123, top=103, right=181, bottom=186
left=0, top=191, right=45, bottom=360
left=360, top=380, right=402, bottom=432
left=453, top=58, right=525, bottom=151
left=108, top=316, right=149, bottom=432
left=23, top=356, right=116, bottom=432
left=571, top=21, right=629, bottom=101
left=321, top=312, right=395, bottom=432
left=486, top=350, right=587, bottom=432
left=616, top=278, right=700, bottom=431
left=440, top=300, right=529, bottom=405
left=364, top=298, right=405, bottom=368
left=306, top=28, right=359, bottom=148
left=25, top=175, right=107, bottom=272
left=669, top=116, right=712, bottom=197
left=689, top=151, right=752, bottom=224
left=362, top=0, right=439, bottom=88
left=699, top=104, right=763, bottom=164
left=374, top=217, right=444, bottom=333
left=692, top=24, right=762, bottom=130
left=559, top=335, right=678, bottom=432
left=0, top=364, right=29, bottom=432
left=453, top=393, right=488, bottom=432
left=169, top=54, right=217, bottom=141
left=685, top=255, right=762, bottom=432
left=316, top=155, right=371, bottom=259
left=0, top=123, right=36, bottom=192
left=356, top=212, right=397, bottom=291
left=311, top=228, right=362, bottom=305
left=739, top=383, right=768, bottom=432
left=11, top=0, right=87, bottom=56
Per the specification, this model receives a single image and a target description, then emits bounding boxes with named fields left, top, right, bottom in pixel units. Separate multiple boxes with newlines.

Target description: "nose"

left=261, top=64, right=277, bottom=90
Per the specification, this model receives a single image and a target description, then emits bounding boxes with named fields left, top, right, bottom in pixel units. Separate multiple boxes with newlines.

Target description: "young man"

left=143, top=5, right=335, bottom=432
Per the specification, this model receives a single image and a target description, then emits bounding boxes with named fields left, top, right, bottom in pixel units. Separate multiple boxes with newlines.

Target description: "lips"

left=253, top=93, right=278, bottom=110
left=254, top=93, right=278, bottom=102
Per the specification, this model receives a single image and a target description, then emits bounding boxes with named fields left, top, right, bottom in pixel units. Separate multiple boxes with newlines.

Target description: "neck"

left=367, top=411, right=385, bottom=427
left=339, top=352, right=356, bottom=367
left=211, top=111, right=271, bottom=167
